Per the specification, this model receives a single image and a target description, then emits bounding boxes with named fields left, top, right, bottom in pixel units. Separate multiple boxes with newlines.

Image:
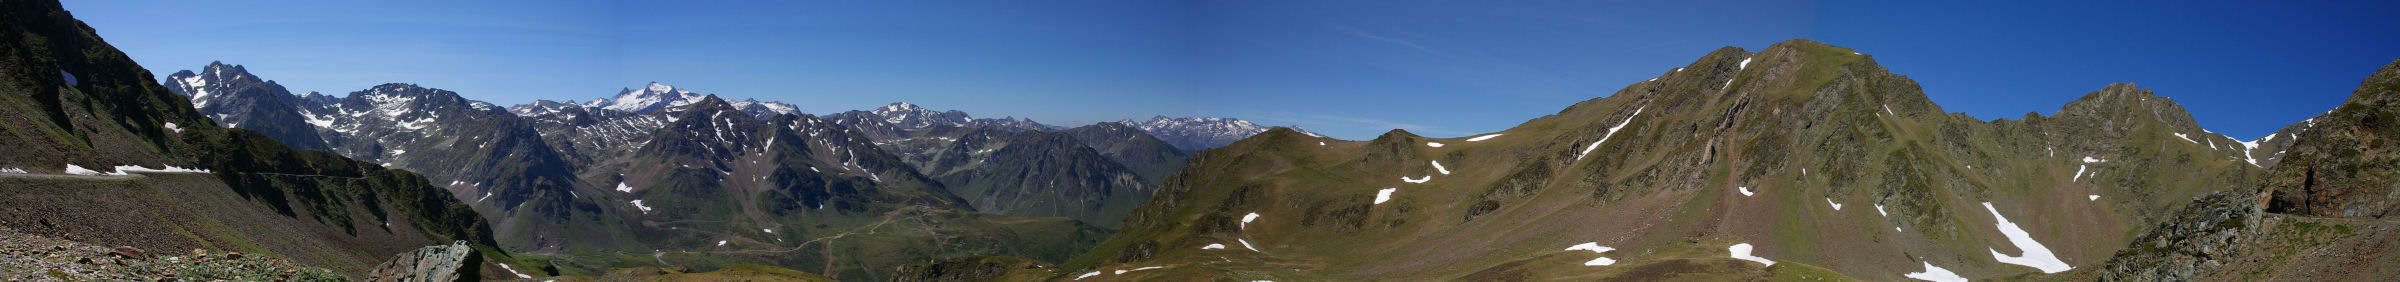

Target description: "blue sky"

left=67, top=1, right=2400, bottom=140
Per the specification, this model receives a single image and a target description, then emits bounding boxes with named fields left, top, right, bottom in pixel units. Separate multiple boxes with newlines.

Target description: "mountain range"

left=11, top=0, right=2400, bottom=280
left=1047, top=39, right=2400, bottom=281
left=167, top=61, right=1299, bottom=279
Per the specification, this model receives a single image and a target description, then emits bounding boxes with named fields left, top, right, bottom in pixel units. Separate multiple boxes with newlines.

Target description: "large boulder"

left=2096, top=190, right=2267, bottom=281
left=366, top=241, right=483, bottom=282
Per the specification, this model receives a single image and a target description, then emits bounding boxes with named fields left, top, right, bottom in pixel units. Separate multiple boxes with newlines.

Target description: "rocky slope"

left=883, top=126, right=1160, bottom=228
left=1061, top=122, right=1191, bottom=186
left=174, top=69, right=608, bottom=251
left=2263, top=58, right=2400, bottom=219
left=1063, top=39, right=2272, bottom=281
left=0, top=225, right=346, bottom=281
left=0, top=0, right=513, bottom=278
left=2088, top=57, right=2400, bottom=281
left=298, top=83, right=614, bottom=256
left=575, top=97, right=1107, bottom=280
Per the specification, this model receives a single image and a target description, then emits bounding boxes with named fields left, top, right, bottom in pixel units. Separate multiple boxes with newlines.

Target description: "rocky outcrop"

left=367, top=241, right=483, bottom=282
left=2096, top=190, right=2267, bottom=281
left=2264, top=58, right=2400, bottom=218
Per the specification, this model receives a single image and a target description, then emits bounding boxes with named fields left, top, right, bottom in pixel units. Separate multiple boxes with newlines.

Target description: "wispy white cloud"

left=1343, top=26, right=1440, bottom=55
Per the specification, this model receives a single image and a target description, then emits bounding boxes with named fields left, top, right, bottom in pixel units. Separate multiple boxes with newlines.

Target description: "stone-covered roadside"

left=0, top=226, right=345, bottom=281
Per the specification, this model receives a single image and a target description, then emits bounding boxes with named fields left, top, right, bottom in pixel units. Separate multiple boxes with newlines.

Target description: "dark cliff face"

left=2265, top=58, right=2400, bottom=218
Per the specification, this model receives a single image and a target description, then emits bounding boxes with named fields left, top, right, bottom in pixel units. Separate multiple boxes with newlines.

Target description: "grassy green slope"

left=1066, top=39, right=2261, bottom=281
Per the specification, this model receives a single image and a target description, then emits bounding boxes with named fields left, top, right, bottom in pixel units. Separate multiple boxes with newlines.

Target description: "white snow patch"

left=1727, top=243, right=1774, bottom=266
left=1431, top=160, right=1451, bottom=175
left=1117, top=266, right=1164, bottom=275
left=1202, top=243, right=1226, bottom=250
left=396, top=117, right=433, bottom=130
left=112, top=165, right=209, bottom=174
left=764, top=229, right=774, bottom=233
left=1904, top=261, right=1968, bottom=282
left=1426, top=142, right=1444, bottom=148
left=718, top=240, right=727, bottom=246
left=616, top=182, right=634, bottom=193
left=1876, top=204, right=1889, bottom=217
left=164, top=122, right=182, bottom=133
left=2173, top=132, right=2197, bottom=144
left=2090, top=195, right=2101, bottom=201
left=1827, top=199, right=1843, bottom=210
left=1884, top=104, right=1896, bottom=115
left=1578, top=106, right=1646, bottom=161
left=2083, top=156, right=2106, bottom=163
left=64, top=164, right=111, bottom=176
left=1564, top=242, right=1618, bottom=266
left=1374, top=188, right=1397, bottom=204
left=0, top=168, right=24, bottom=174
left=1319, top=142, right=1325, bottom=146
left=1738, top=57, right=1753, bottom=69
left=631, top=200, right=652, bottom=214
left=1076, top=271, right=1101, bottom=280
left=499, top=263, right=533, bottom=279
left=1402, top=175, right=1431, bottom=183
left=1982, top=202, right=2073, bottom=273
left=1466, top=134, right=1503, bottom=141
left=2073, top=165, right=2089, bottom=182
left=1737, top=187, right=1754, bottom=197
left=1238, top=238, right=1260, bottom=252
left=1241, top=213, right=1260, bottom=230
left=2236, top=136, right=2264, bottom=167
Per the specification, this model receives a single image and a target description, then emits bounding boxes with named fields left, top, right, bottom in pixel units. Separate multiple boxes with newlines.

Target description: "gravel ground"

left=0, top=226, right=345, bottom=281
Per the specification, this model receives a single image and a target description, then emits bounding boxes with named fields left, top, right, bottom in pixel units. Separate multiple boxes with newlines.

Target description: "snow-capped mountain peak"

left=585, top=82, right=707, bottom=113
left=873, top=102, right=925, bottom=116
left=572, top=82, right=799, bottom=117
left=866, top=102, right=971, bottom=129
left=731, top=98, right=801, bottom=117
left=1119, top=115, right=1312, bottom=151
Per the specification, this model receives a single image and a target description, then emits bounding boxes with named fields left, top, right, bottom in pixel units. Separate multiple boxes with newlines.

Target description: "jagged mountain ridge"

left=825, top=102, right=1054, bottom=142
left=0, top=0, right=508, bottom=278
left=1063, top=39, right=2276, bottom=281
left=2090, top=57, right=2400, bottom=281
left=163, top=61, right=330, bottom=149
left=1119, top=115, right=1320, bottom=152
left=581, top=96, right=1107, bottom=280
left=576, top=81, right=799, bottom=117
left=180, top=71, right=1110, bottom=279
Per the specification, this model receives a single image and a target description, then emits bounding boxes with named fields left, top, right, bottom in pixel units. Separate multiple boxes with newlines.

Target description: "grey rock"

left=2097, top=190, right=2266, bottom=282
left=366, top=240, right=482, bottom=282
